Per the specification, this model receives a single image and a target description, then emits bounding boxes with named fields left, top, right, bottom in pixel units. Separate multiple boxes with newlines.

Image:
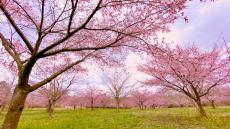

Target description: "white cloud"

left=157, top=27, right=182, bottom=46
left=125, top=53, right=148, bottom=82
left=157, top=0, right=230, bottom=49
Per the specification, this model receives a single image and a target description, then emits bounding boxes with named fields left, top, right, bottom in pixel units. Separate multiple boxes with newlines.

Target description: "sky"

left=159, top=0, right=230, bottom=50
left=86, top=0, right=230, bottom=89
left=1, top=0, right=230, bottom=90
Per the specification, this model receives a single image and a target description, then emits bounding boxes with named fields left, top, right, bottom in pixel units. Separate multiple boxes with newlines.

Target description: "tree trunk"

left=0, top=105, right=2, bottom=115
left=90, top=100, right=94, bottom=111
left=1, top=87, right=29, bottom=129
left=47, top=101, right=55, bottom=118
left=73, top=105, right=76, bottom=110
left=116, top=99, right=120, bottom=110
left=140, top=102, right=144, bottom=110
left=210, top=100, right=216, bottom=109
left=194, top=98, right=207, bottom=117
left=138, top=105, right=141, bottom=110
left=0, top=104, right=5, bottom=114
left=151, top=104, right=155, bottom=109
left=91, top=104, right=94, bottom=111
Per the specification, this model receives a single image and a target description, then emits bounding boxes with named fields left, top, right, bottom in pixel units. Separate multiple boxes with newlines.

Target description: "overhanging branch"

left=29, top=53, right=91, bottom=92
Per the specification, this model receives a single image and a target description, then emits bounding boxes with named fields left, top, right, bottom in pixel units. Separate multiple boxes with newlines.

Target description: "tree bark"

left=0, top=105, right=5, bottom=114
left=1, top=87, right=29, bottom=129
left=194, top=98, right=207, bottom=117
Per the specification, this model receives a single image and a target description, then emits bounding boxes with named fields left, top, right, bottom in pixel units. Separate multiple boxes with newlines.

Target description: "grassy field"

left=0, top=107, right=229, bottom=129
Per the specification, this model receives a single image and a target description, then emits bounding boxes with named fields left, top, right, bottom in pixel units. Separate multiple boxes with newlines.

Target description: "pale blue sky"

left=159, top=0, right=230, bottom=50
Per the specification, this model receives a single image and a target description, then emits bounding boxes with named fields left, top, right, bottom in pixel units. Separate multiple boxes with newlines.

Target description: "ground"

left=0, top=107, right=230, bottom=129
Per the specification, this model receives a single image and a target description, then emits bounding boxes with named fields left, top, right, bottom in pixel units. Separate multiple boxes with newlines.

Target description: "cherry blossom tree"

left=120, top=97, right=133, bottom=109
left=81, top=86, right=101, bottom=111
left=131, top=90, right=150, bottom=109
left=59, top=95, right=79, bottom=110
left=220, top=86, right=230, bottom=105
left=0, top=0, right=201, bottom=128
left=203, top=86, right=230, bottom=108
left=140, top=45, right=229, bottom=117
left=25, top=93, right=43, bottom=109
left=97, top=93, right=111, bottom=109
left=38, top=75, right=75, bottom=117
left=162, top=89, right=191, bottom=107
left=105, top=71, right=132, bottom=110
left=203, top=87, right=219, bottom=109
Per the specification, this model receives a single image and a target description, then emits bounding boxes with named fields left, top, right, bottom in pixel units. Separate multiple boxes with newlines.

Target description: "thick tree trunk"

left=1, top=87, right=29, bottom=129
left=194, top=98, right=207, bottom=117
left=0, top=104, right=5, bottom=114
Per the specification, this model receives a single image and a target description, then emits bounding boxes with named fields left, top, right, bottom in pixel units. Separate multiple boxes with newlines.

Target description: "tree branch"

left=42, top=35, right=124, bottom=57
left=67, top=0, right=78, bottom=34
left=38, top=0, right=102, bottom=55
left=12, top=0, right=39, bottom=30
left=0, top=33, right=22, bottom=71
left=0, top=5, right=33, bottom=52
left=29, top=53, right=91, bottom=92
left=33, top=0, right=45, bottom=54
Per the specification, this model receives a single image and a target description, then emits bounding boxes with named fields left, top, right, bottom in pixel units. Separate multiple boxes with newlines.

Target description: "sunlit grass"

left=0, top=107, right=229, bottom=129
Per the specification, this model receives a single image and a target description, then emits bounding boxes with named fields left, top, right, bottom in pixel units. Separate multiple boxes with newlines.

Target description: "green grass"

left=0, top=107, right=230, bottom=129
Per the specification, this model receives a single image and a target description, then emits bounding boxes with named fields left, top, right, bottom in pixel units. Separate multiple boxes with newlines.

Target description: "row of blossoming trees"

left=0, top=0, right=229, bottom=128
left=1, top=64, right=230, bottom=116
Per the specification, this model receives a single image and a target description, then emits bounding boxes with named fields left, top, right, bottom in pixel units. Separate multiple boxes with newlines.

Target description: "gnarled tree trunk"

left=1, top=87, right=29, bottom=129
left=194, top=98, right=207, bottom=117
